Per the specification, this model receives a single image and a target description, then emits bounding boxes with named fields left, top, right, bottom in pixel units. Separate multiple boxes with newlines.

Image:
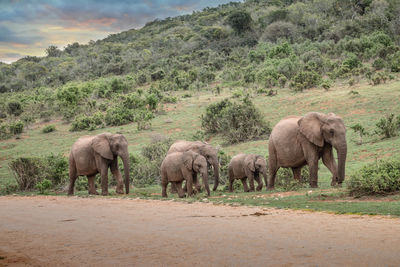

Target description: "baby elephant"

left=228, top=154, right=268, bottom=192
left=161, top=151, right=210, bottom=198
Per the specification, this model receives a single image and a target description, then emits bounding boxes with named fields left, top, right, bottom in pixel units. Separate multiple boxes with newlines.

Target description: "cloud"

left=0, top=25, right=42, bottom=44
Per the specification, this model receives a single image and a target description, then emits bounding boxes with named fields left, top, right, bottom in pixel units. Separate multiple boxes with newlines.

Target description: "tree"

left=227, top=10, right=253, bottom=34
left=46, top=45, right=62, bottom=57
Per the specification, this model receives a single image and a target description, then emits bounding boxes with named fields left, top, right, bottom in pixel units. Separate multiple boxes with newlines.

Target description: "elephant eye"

left=330, top=129, right=334, bottom=135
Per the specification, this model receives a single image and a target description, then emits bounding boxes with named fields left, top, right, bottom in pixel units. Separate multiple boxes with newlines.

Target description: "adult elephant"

left=167, top=140, right=220, bottom=191
left=68, top=133, right=130, bottom=196
left=268, top=112, right=347, bottom=190
left=228, top=154, right=268, bottom=192
left=161, top=151, right=210, bottom=198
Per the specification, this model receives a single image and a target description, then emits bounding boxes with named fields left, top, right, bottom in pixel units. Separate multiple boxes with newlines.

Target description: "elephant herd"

left=67, top=112, right=347, bottom=197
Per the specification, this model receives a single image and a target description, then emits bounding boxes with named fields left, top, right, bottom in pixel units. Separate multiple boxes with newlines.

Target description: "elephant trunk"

left=121, top=154, right=130, bottom=194
left=212, top=161, right=219, bottom=191
left=202, top=171, right=210, bottom=196
left=336, top=143, right=347, bottom=184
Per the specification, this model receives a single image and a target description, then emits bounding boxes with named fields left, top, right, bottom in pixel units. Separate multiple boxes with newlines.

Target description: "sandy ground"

left=0, top=196, right=399, bottom=267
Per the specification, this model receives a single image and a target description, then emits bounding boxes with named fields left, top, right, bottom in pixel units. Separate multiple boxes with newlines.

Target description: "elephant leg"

left=322, top=146, right=339, bottom=186
left=162, top=181, right=168, bottom=198
left=228, top=168, right=234, bottom=192
left=241, top=178, right=249, bottom=192
left=307, top=160, right=319, bottom=188
left=267, top=147, right=278, bottom=190
left=175, top=181, right=186, bottom=198
left=255, top=174, right=263, bottom=191
left=110, top=159, right=124, bottom=194
left=170, top=183, right=178, bottom=194
left=99, top=166, right=109, bottom=196
left=68, top=157, right=77, bottom=195
left=292, top=167, right=302, bottom=181
left=185, top=176, right=193, bottom=197
left=87, top=175, right=99, bottom=195
left=193, top=172, right=202, bottom=193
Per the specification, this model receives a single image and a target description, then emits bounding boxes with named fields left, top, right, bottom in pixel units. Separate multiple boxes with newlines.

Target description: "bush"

left=227, top=10, right=252, bottom=34
left=7, top=101, right=23, bottom=116
left=350, top=123, right=368, bottom=144
left=9, top=154, right=68, bottom=191
left=129, top=136, right=173, bottom=187
left=9, top=157, right=42, bottom=190
left=290, top=71, right=321, bottom=91
left=70, top=112, right=104, bottom=131
left=275, top=167, right=309, bottom=191
left=201, top=97, right=271, bottom=144
left=375, top=114, right=400, bottom=138
left=347, top=160, right=400, bottom=197
left=42, top=125, right=56, bottom=133
left=9, top=120, right=24, bottom=135
left=35, top=179, right=52, bottom=194
left=105, top=107, right=134, bottom=126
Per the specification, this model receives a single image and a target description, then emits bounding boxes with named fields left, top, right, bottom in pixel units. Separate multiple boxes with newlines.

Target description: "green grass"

left=1, top=79, right=400, bottom=216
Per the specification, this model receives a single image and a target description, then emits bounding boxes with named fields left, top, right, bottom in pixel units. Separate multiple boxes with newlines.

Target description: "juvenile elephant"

left=228, top=154, right=268, bottom=192
left=161, top=151, right=210, bottom=198
left=268, top=112, right=347, bottom=190
left=167, top=140, right=220, bottom=192
left=68, top=133, right=130, bottom=196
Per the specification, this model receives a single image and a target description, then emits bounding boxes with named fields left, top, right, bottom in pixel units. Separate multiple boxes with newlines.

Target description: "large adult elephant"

left=167, top=140, right=220, bottom=191
left=268, top=112, right=347, bottom=190
left=68, top=133, right=130, bottom=196
left=161, top=151, right=210, bottom=198
left=228, top=154, right=268, bottom=192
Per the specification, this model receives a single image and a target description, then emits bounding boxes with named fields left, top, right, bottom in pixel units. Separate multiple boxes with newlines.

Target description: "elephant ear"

left=92, top=134, right=114, bottom=160
left=298, top=112, right=325, bottom=147
left=245, top=155, right=256, bottom=172
left=183, top=152, right=194, bottom=170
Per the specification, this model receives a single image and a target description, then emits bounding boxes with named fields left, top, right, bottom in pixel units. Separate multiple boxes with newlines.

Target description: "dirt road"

left=0, top=196, right=399, bottom=267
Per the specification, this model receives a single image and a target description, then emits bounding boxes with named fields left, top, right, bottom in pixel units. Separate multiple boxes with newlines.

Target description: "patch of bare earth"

left=1, top=196, right=399, bottom=267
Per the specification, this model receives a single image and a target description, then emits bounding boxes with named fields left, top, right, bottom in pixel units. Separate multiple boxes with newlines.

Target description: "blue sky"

left=0, top=0, right=235, bottom=63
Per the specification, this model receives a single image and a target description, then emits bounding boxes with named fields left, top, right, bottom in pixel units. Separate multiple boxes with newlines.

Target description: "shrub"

left=9, top=157, right=42, bottom=190
left=35, top=179, right=52, bottom=194
left=42, top=125, right=56, bottom=133
left=129, top=136, right=173, bottom=187
left=227, top=10, right=252, bottom=34
left=375, top=114, right=400, bottom=138
left=350, top=123, right=368, bottom=144
left=275, top=167, right=309, bottom=191
left=290, top=71, right=321, bottom=91
left=9, top=154, right=68, bottom=191
left=8, top=120, right=24, bottom=135
left=217, top=150, right=232, bottom=186
left=105, top=107, right=134, bottom=126
left=372, top=58, right=386, bottom=70
left=70, top=113, right=104, bottom=131
left=7, top=101, right=23, bottom=116
left=391, top=52, right=400, bottom=72
left=347, top=160, right=400, bottom=197
left=201, top=97, right=271, bottom=144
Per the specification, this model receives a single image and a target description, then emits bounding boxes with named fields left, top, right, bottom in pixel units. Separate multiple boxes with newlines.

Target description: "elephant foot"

left=178, top=194, right=186, bottom=198
left=116, top=189, right=124, bottom=194
left=101, top=191, right=109, bottom=196
left=89, top=191, right=99, bottom=195
left=266, top=186, right=275, bottom=191
left=309, top=182, right=318, bottom=188
left=256, top=187, right=262, bottom=191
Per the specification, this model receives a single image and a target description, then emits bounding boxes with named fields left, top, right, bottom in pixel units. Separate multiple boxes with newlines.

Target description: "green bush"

left=201, top=97, right=271, bottom=144
left=70, top=113, right=104, bottom=131
left=347, top=160, right=400, bottom=197
left=129, top=136, right=173, bottom=187
left=227, top=10, right=252, bottom=34
left=9, top=120, right=24, bottom=135
left=290, top=71, right=321, bottom=91
left=9, top=154, right=68, bottom=191
left=35, top=179, right=52, bottom=194
left=375, top=114, right=400, bottom=139
left=275, top=167, right=309, bottom=191
left=105, top=107, right=134, bottom=126
left=42, top=125, right=56, bottom=133
left=7, top=101, right=23, bottom=116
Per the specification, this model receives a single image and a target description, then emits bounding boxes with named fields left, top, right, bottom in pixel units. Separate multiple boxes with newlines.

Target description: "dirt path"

left=0, top=196, right=399, bottom=267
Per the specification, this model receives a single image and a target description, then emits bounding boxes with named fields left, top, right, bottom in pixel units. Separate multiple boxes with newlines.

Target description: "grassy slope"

left=1, top=80, right=400, bottom=215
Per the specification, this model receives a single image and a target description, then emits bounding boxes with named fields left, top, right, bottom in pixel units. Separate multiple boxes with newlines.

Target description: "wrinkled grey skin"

left=228, top=154, right=268, bottom=192
left=68, top=133, right=130, bottom=196
left=160, top=151, right=210, bottom=198
left=268, top=112, right=347, bottom=190
left=167, top=140, right=220, bottom=191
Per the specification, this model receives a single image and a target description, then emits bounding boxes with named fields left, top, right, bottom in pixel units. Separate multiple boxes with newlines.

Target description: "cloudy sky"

left=0, top=0, right=235, bottom=63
